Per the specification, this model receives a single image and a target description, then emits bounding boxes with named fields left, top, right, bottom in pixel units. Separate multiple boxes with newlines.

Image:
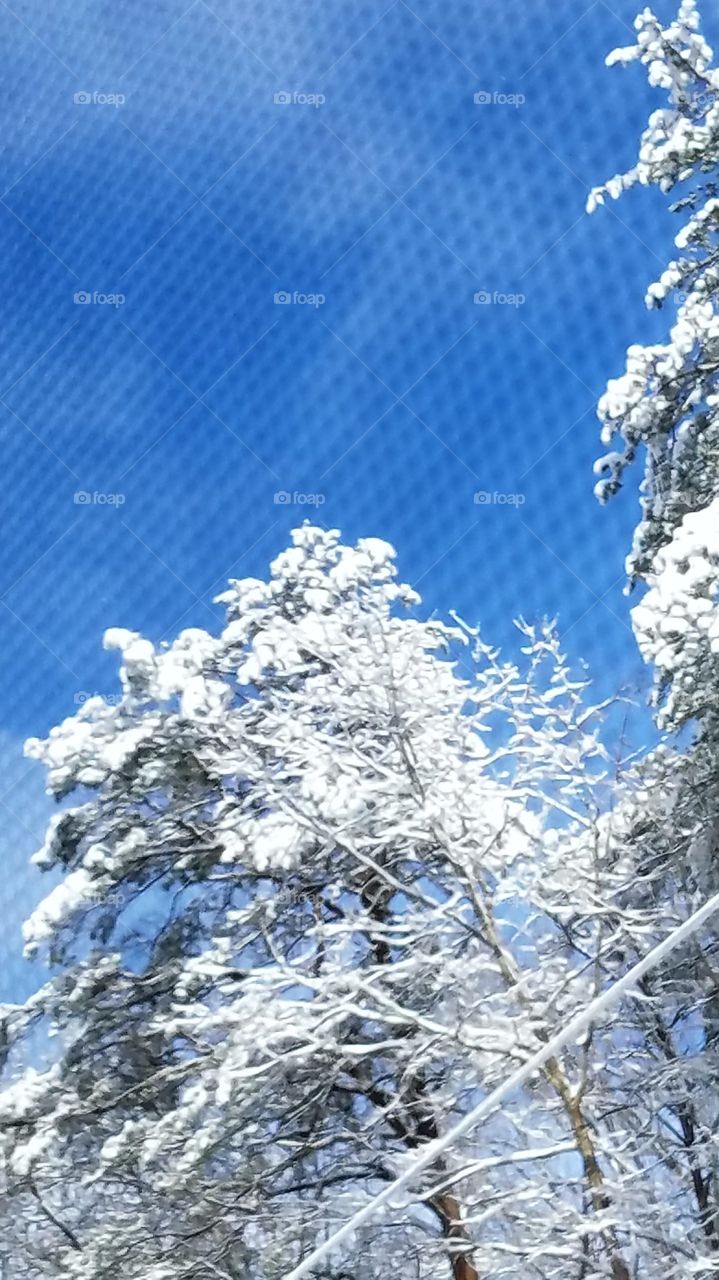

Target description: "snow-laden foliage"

left=2, top=524, right=699, bottom=1280
left=631, top=495, right=719, bottom=723
left=588, top=0, right=719, bottom=726
left=578, top=12, right=719, bottom=1273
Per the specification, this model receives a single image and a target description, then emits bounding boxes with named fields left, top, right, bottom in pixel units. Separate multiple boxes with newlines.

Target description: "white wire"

left=284, top=888, right=719, bottom=1280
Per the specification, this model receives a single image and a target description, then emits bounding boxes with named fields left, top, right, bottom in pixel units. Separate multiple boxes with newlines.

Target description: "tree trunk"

left=432, top=1191, right=479, bottom=1280
left=356, top=877, right=481, bottom=1280
left=544, top=1060, right=630, bottom=1280
left=640, top=976, right=719, bottom=1249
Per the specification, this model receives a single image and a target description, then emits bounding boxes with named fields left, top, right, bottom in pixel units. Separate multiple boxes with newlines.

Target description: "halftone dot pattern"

left=2, top=0, right=714, bottom=993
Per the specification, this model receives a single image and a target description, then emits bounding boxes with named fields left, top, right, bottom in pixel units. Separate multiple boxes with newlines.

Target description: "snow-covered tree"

left=0, top=524, right=664, bottom=1280
left=583, top=4, right=719, bottom=1267
left=588, top=0, right=719, bottom=729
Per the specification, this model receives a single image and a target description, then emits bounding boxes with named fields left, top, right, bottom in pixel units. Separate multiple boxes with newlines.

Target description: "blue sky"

left=1, top=0, right=711, bottom=996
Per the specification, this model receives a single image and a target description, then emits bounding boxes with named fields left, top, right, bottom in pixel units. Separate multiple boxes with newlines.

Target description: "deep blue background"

left=2, top=0, right=711, bottom=995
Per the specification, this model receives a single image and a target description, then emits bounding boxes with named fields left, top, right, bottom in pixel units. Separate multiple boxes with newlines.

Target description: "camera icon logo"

left=74, top=291, right=92, bottom=304
left=74, top=91, right=92, bottom=105
left=274, top=491, right=291, bottom=504
left=474, top=291, right=492, bottom=305
left=474, top=91, right=492, bottom=105
left=273, top=91, right=292, bottom=105
left=274, top=291, right=291, bottom=305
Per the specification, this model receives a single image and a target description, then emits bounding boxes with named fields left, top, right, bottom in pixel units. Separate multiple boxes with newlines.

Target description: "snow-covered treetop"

left=589, top=1, right=717, bottom=213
